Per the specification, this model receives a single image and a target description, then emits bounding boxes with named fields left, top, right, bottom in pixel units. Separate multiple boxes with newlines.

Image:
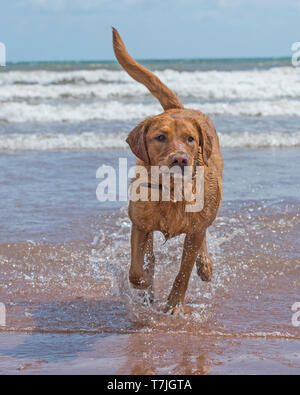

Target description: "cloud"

left=25, top=0, right=144, bottom=11
left=21, top=0, right=300, bottom=13
left=218, top=0, right=242, bottom=7
left=27, top=0, right=66, bottom=11
left=219, top=0, right=300, bottom=7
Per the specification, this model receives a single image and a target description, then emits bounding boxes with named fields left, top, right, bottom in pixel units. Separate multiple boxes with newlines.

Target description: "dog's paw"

left=163, top=303, right=185, bottom=316
left=129, top=271, right=152, bottom=290
left=196, top=254, right=213, bottom=282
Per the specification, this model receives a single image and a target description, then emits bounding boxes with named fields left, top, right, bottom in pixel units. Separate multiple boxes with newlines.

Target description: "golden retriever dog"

left=112, top=28, right=223, bottom=314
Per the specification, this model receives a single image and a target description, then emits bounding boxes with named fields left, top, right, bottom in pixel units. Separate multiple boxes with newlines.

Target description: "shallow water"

left=0, top=59, right=299, bottom=374
left=0, top=147, right=299, bottom=373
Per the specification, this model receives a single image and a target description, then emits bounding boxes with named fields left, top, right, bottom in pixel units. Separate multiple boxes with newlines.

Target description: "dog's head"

left=126, top=109, right=212, bottom=170
left=112, top=28, right=213, bottom=170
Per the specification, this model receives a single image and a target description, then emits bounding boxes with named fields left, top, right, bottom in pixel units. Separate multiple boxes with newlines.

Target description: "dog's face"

left=126, top=111, right=212, bottom=169
left=145, top=117, right=199, bottom=170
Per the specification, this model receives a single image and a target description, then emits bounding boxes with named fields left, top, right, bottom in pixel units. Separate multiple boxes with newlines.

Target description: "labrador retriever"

left=112, top=28, right=223, bottom=314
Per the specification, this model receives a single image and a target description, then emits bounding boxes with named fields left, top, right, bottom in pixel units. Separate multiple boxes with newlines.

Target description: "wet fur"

left=112, top=28, right=223, bottom=314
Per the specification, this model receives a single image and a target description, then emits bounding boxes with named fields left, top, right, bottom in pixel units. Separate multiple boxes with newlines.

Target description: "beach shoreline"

left=1, top=332, right=300, bottom=375
left=0, top=59, right=299, bottom=375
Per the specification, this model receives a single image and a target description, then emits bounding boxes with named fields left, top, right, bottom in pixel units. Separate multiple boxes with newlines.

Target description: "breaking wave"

left=0, top=66, right=299, bottom=102
left=1, top=99, right=300, bottom=124
left=1, top=130, right=299, bottom=151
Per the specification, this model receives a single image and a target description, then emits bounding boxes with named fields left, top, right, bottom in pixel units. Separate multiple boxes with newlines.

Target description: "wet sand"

left=1, top=332, right=300, bottom=375
left=0, top=148, right=299, bottom=375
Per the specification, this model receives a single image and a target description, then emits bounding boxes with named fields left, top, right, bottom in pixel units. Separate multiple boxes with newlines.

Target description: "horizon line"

left=5, top=55, right=291, bottom=65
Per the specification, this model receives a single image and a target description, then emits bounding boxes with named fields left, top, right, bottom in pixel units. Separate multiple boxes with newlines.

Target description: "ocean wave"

left=0, top=100, right=300, bottom=123
left=0, top=130, right=299, bottom=151
left=0, top=101, right=159, bottom=123
left=0, top=82, right=147, bottom=101
left=0, top=69, right=131, bottom=85
left=0, top=66, right=299, bottom=101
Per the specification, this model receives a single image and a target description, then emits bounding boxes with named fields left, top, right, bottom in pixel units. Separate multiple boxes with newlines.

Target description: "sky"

left=0, top=0, right=299, bottom=62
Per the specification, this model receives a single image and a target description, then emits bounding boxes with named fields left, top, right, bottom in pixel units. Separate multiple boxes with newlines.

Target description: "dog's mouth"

left=152, top=164, right=196, bottom=185
left=169, top=152, right=189, bottom=170
left=169, top=163, right=188, bottom=174
left=169, top=154, right=196, bottom=177
left=148, top=154, right=197, bottom=185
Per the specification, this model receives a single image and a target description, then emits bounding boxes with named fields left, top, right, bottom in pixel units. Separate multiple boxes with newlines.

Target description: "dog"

left=112, top=28, right=223, bottom=314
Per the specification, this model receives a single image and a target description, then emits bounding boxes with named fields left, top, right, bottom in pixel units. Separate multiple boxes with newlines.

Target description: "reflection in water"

left=118, top=333, right=213, bottom=375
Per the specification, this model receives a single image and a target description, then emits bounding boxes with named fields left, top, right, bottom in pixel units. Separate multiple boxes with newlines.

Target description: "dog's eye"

left=187, top=136, right=195, bottom=142
left=155, top=134, right=166, bottom=142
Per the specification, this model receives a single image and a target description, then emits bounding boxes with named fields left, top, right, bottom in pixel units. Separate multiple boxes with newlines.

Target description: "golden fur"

left=112, top=28, right=223, bottom=314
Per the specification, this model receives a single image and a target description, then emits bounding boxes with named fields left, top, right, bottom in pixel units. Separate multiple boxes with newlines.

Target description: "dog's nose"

left=170, top=153, right=188, bottom=169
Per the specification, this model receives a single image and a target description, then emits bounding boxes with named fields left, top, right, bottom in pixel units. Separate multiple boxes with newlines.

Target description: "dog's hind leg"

left=196, top=233, right=213, bottom=282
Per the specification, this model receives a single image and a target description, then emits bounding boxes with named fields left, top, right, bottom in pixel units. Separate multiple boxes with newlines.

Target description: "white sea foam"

left=0, top=69, right=132, bottom=85
left=0, top=130, right=299, bottom=151
left=0, top=132, right=127, bottom=151
left=0, top=82, right=147, bottom=101
left=0, top=66, right=299, bottom=101
left=0, top=101, right=160, bottom=123
left=0, top=99, right=300, bottom=123
left=219, top=131, right=300, bottom=148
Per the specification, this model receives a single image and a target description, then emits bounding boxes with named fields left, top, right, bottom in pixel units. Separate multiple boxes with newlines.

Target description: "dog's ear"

left=192, top=119, right=213, bottom=166
left=126, top=119, right=151, bottom=164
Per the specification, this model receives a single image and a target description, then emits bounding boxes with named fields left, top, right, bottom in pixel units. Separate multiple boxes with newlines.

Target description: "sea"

left=0, top=58, right=299, bottom=374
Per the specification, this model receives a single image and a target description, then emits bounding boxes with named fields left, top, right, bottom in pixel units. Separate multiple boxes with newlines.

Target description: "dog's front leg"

left=196, top=233, right=213, bottom=282
left=164, top=230, right=205, bottom=314
left=129, top=224, right=154, bottom=290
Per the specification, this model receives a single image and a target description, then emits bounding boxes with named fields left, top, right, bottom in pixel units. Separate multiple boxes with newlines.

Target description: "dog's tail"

left=112, top=27, right=183, bottom=111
